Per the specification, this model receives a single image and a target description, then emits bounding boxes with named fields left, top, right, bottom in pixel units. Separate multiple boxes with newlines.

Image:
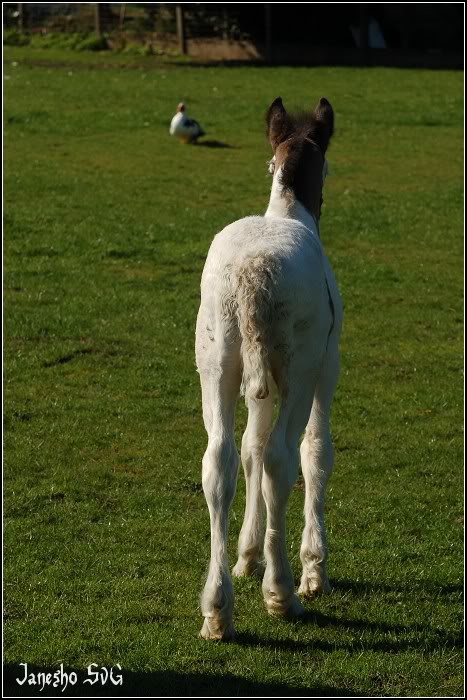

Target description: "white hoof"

left=199, top=617, right=236, bottom=641
left=264, top=592, right=305, bottom=619
left=298, top=571, right=331, bottom=598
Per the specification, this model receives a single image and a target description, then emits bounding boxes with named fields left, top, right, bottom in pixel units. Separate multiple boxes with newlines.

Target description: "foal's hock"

left=195, top=96, right=343, bottom=640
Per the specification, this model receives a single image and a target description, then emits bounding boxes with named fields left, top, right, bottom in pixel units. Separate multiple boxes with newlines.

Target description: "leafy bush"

left=28, top=32, right=82, bottom=50
left=120, top=42, right=148, bottom=56
left=74, top=33, right=109, bottom=52
left=25, top=31, right=109, bottom=52
left=3, top=30, right=30, bottom=47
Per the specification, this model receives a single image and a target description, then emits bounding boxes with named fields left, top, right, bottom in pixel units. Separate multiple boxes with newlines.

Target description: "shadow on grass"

left=236, top=611, right=462, bottom=655
left=230, top=578, right=462, bottom=655
left=331, top=577, right=463, bottom=598
left=2, top=664, right=360, bottom=697
left=195, top=139, right=235, bottom=149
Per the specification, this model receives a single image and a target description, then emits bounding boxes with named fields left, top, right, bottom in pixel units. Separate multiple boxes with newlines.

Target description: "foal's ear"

left=312, top=97, right=334, bottom=152
left=266, top=97, right=292, bottom=151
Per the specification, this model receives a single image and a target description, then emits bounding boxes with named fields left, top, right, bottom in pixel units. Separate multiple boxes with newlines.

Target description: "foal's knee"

left=202, top=437, right=239, bottom=506
left=241, top=431, right=267, bottom=475
left=300, top=431, right=333, bottom=473
left=263, top=435, right=298, bottom=494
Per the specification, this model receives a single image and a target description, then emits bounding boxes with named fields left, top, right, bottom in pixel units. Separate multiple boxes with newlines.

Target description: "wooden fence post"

left=119, top=4, right=126, bottom=31
left=95, top=3, right=102, bottom=37
left=17, top=3, right=27, bottom=32
left=95, top=4, right=112, bottom=37
left=176, top=5, right=187, bottom=55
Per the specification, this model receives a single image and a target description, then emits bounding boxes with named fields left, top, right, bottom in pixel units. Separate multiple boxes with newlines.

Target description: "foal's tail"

left=232, top=255, right=279, bottom=401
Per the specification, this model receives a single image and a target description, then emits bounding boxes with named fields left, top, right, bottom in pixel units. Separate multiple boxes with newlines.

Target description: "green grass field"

left=3, top=46, right=464, bottom=697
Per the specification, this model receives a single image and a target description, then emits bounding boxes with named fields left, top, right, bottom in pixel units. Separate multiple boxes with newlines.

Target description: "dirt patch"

left=186, top=38, right=261, bottom=61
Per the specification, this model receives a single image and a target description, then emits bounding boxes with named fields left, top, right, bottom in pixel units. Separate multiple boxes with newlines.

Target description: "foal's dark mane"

left=280, top=114, right=329, bottom=214
left=266, top=105, right=333, bottom=196
left=280, top=115, right=324, bottom=191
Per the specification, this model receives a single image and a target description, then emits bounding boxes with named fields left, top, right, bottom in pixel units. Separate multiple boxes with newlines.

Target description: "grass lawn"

left=3, top=47, right=463, bottom=696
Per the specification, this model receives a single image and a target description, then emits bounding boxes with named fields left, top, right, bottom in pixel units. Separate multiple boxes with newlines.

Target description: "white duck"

left=169, top=103, right=205, bottom=144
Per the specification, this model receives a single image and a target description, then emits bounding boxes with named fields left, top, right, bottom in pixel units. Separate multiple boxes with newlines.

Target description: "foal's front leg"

left=199, top=369, right=240, bottom=640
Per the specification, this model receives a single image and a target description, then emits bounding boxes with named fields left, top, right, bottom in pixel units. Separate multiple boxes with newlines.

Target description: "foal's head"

left=266, top=97, right=334, bottom=220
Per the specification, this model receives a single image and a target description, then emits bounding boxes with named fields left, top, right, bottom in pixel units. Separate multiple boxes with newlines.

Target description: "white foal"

left=195, top=96, right=343, bottom=640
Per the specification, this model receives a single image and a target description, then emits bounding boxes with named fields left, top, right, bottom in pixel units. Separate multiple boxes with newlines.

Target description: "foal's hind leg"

left=199, top=364, right=240, bottom=640
left=262, top=365, right=318, bottom=617
left=232, top=393, right=273, bottom=578
left=299, top=345, right=339, bottom=598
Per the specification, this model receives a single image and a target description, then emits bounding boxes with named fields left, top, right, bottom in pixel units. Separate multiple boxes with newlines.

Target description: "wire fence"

left=3, top=4, right=254, bottom=37
left=3, top=3, right=464, bottom=67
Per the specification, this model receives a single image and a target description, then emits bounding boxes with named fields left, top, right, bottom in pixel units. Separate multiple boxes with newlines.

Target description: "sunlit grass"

left=3, top=47, right=463, bottom=696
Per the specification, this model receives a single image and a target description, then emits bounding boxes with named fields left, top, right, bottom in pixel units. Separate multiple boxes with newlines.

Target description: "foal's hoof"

left=264, top=592, right=305, bottom=619
left=232, top=558, right=265, bottom=578
left=298, top=574, right=331, bottom=599
left=199, top=617, right=236, bottom=641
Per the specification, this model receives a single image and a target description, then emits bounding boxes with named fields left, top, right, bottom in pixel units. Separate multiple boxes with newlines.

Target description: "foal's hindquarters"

left=196, top=216, right=340, bottom=640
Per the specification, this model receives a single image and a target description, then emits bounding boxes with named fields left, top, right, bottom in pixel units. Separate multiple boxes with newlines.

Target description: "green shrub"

left=121, top=42, right=147, bottom=55
left=29, top=32, right=82, bottom=50
left=74, top=33, right=109, bottom=52
left=26, top=31, right=109, bottom=52
left=3, top=29, right=30, bottom=47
